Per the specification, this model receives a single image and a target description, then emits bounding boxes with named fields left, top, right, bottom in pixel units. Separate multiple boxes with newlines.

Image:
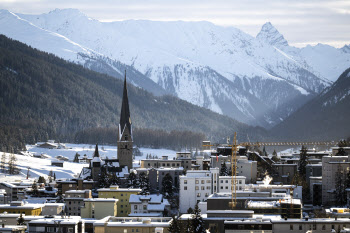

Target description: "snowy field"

left=0, top=152, right=88, bottom=182
left=0, top=144, right=179, bottom=183
left=26, top=143, right=178, bottom=162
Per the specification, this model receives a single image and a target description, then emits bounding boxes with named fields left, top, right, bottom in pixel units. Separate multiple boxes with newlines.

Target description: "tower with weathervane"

left=117, top=71, right=133, bottom=170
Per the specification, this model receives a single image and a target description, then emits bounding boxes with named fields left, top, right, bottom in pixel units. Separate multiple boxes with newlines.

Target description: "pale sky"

left=1, top=0, right=349, bottom=47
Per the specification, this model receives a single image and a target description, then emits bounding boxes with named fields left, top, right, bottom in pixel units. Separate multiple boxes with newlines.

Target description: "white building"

left=128, top=194, right=170, bottom=217
left=41, top=203, right=65, bottom=216
left=179, top=169, right=218, bottom=213
left=218, top=176, right=246, bottom=193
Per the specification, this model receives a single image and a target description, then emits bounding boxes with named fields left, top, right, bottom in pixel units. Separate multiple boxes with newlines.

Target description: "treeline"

left=0, top=35, right=266, bottom=153
left=74, top=127, right=206, bottom=150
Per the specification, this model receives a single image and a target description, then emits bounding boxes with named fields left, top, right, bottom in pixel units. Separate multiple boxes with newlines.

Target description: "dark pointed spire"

left=93, top=144, right=99, bottom=158
left=120, top=70, right=131, bottom=135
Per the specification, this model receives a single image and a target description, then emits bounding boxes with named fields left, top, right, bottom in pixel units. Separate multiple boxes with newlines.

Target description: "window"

left=197, top=193, right=201, bottom=197
left=196, top=180, right=199, bottom=184
left=201, top=180, right=205, bottom=184
left=184, top=180, right=187, bottom=184
left=220, top=186, right=223, bottom=189
left=195, top=187, right=199, bottom=190
left=143, top=205, right=147, bottom=210
left=207, top=180, right=210, bottom=183
left=184, top=186, right=187, bottom=190
left=201, top=187, right=205, bottom=190
left=322, top=225, right=326, bottom=230
left=121, top=194, right=124, bottom=196
left=225, top=186, right=228, bottom=189
left=290, top=224, right=293, bottom=230
left=313, top=225, right=316, bottom=230
left=121, top=205, right=123, bottom=208
left=225, top=180, right=228, bottom=183
left=220, top=180, right=223, bottom=183
left=125, top=135, right=128, bottom=140
left=134, top=205, right=137, bottom=209
left=207, top=186, right=210, bottom=190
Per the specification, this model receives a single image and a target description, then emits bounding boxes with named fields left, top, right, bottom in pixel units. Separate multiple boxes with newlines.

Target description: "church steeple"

left=119, top=71, right=131, bottom=137
left=93, top=144, right=99, bottom=158
left=117, top=71, right=133, bottom=170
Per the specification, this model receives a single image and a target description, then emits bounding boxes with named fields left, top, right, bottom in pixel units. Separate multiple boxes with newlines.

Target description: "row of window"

left=289, top=224, right=348, bottom=231
left=183, top=186, right=211, bottom=190
left=183, top=180, right=211, bottom=184
left=220, top=180, right=243, bottom=184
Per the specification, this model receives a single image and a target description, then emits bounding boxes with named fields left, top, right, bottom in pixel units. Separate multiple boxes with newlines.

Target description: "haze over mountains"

left=0, top=8, right=349, bottom=130
left=271, top=67, right=350, bottom=141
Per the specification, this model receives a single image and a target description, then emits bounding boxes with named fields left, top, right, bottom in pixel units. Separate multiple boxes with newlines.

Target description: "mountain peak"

left=341, top=44, right=350, bottom=53
left=256, top=22, right=289, bottom=47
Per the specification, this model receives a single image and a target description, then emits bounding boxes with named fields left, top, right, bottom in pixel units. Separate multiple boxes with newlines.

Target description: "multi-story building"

left=41, top=203, right=65, bottom=216
left=97, top=186, right=141, bottom=217
left=129, top=194, right=170, bottom=217
left=93, top=216, right=171, bottom=233
left=81, top=198, right=118, bottom=219
left=322, top=155, right=350, bottom=206
left=56, top=179, right=94, bottom=195
left=0, top=201, right=43, bottom=215
left=271, top=164, right=297, bottom=184
left=218, top=176, right=246, bottom=193
left=28, top=218, right=84, bottom=233
left=0, top=189, right=8, bottom=204
left=64, top=190, right=91, bottom=216
left=179, top=170, right=217, bottom=213
left=0, top=182, right=32, bottom=202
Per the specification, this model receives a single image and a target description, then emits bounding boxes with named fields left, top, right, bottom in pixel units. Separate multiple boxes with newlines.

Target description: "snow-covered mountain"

left=1, top=8, right=348, bottom=128
left=271, top=67, right=350, bottom=141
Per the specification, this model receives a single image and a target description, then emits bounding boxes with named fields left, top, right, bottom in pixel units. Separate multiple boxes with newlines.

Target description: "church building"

left=117, top=71, right=133, bottom=170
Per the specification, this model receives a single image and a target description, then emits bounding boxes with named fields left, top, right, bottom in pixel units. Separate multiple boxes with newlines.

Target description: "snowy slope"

left=257, top=22, right=350, bottom=82
left=0, top=9, right=166, bottom=96
left=2, top=8, right=345, bottom=127
left=0, top=152, right=88, bottom=182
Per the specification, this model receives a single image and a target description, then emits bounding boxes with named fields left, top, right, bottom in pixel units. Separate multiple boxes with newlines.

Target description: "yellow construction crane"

left=203, top=137, right=337, bottom=210
left=229, top=132, right=238, bottom=209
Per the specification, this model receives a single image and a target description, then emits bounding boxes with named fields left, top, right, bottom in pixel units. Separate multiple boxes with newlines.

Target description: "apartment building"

left=97, top=186, right=141, bottom=217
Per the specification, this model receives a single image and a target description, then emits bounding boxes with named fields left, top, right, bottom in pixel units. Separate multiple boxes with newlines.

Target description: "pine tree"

left=162, top=173, right=173, bottom=199
left=220, top=163, right=228, bottom=176
left=335, top=166, right=346, bottom=206
left=1, top=152, right=6, bottom=173
left=272, top=149, right=277, bottom=157
left=184, top=218, right=193, bottom=233
left=127, top=172, right=138, bottom=188
left=98, top=169, right=109, bottom=188
left=191, top=204, right=206, bottom=233
left=53, top=173, right=56, bottom=181
left=17, top=213, right=25, bottom=225
left=8, top=152, right=18, bottom=175
left=48, top=170, right=53, bottom=183
left=73, top=153, right=80, bottom=163
left=38, top=176, right=46, bottom=184
left=109, top=173, right=120, bottom=186
left=168, top=216, right=181, bottom=233
left=139, top=172, right=150, bottom=195
left=187, top=207, right=194, bottom=214
left=32, top=180, right=38, bottom=196
left=299, top=146, right=308, bottom=179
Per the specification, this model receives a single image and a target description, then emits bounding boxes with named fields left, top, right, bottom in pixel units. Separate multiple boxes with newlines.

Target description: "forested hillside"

left=0, top=35, right=267, bottom=152
left=271, top=67, right=350, bottom=141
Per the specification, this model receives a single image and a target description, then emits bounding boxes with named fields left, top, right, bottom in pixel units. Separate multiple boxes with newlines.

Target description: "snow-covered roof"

left=129, top=194, right=163, bottom=204
left=83, top=198, right=118, bottom=203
